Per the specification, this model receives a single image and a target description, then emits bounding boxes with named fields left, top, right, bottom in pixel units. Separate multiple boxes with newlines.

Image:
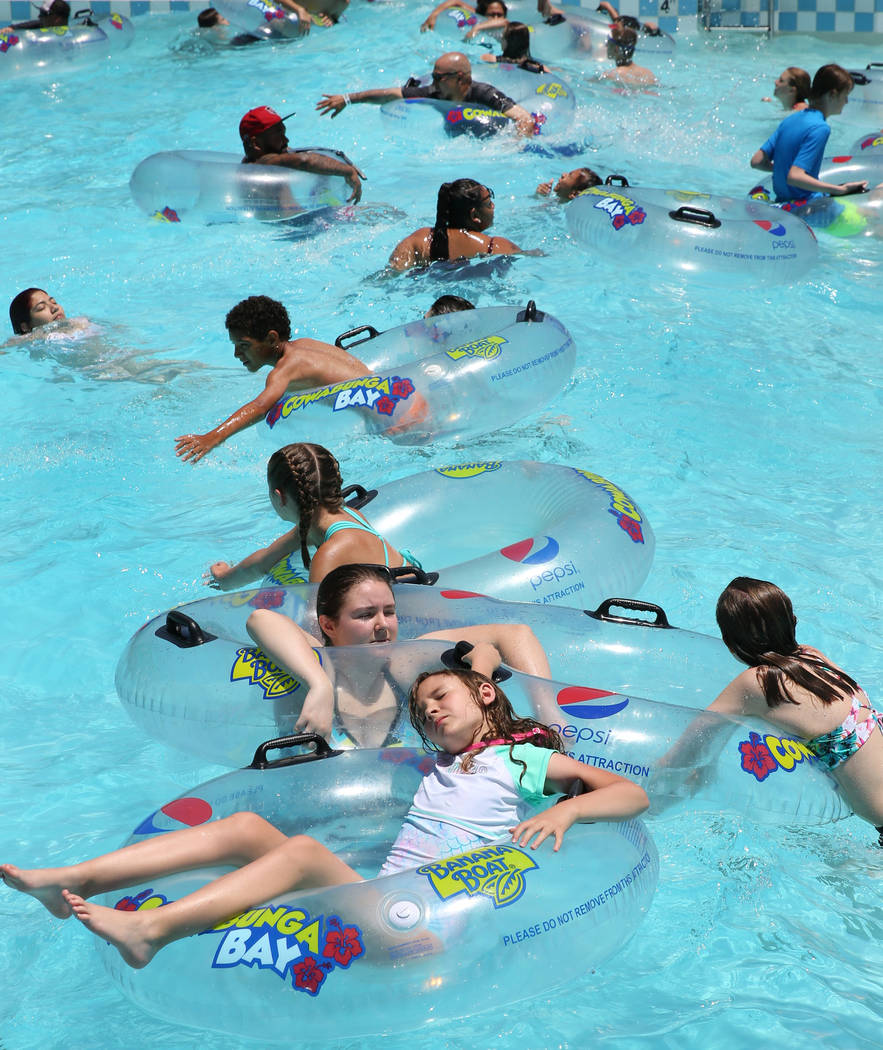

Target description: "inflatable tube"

left=748, top=156, right=883, bottom=237
left=262, top=305, right=576, bottom=445
left=214, top=0, right=308, bottom=39
left=118, top=586, right=738, bottom=723
left=129, top=148, right=352, bottom=224
left=0, top=14, right=134, bottom=78
left=851, top=129, right=883, bottom=157
left=522, top=13, right=674, bottom=62
left=93, top=748, right=658, bottom=1040
left=847, top=64, right=883, bottom=118
left=380, top=69, right=574, bottom=144
left=568, top=181, right=818, bottom=283
left=115, top=625, right=849, bottom=824
left=260, top=459, right=653, bottom=600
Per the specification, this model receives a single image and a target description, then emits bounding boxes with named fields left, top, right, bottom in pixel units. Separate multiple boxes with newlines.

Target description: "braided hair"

left=266, top=443, right=344, bottom=567
left=429, top=179, right=489, bottom=261
left=716, top=577, right=860, bottom=708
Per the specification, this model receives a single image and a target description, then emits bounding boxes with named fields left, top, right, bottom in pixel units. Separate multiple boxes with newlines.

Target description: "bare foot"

left=0, top=863, right=79, bottom=918
left=63, top=890, right=158, bottom=969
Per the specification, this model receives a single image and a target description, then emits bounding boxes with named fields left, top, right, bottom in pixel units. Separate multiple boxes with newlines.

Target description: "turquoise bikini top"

left=322, top=508, right=422, bottom=570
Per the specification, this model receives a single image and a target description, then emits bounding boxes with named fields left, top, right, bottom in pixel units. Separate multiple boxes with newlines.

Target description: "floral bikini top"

left=805, top=692, right=882, bottom=771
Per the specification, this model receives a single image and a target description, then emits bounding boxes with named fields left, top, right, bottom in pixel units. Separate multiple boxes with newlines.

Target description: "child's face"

left=414, top=674, right=491, bottom=753
left=319, top=579, right=399, bottom=646
left=228, top=330, right=277, bottom=372
left=28, top=291, right=65, bottom=328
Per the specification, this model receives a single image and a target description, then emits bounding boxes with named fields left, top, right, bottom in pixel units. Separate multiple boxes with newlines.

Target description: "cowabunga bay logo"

left=417, top=844, right=538, bottom=908
left=230, top=646, right=307, bottom=699
left=573, top=468, right=645, bottom=543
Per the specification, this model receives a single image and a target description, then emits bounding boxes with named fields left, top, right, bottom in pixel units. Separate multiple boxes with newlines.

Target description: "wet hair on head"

left=716, top=576, right=859, bottom=709
left=225, top=295, right=291, bottom=341
left=782, top=66, right=810, bottom=104
left=610, top=23, right=636, bottom=61
left=501, top=21, right=531, bottom=60
left=426, top=294, right=476, bottom=317
left=266, top=443, right=344, bottom=568
left=615, top=14, right=640, bottom=29
left=810, top=63, right=853, bottom=100
left=9, top=288, right=41, bottom=334
left=197, top=7, right=221, bottom=26
left=477, top=0, right=507, bottom=13
left=430, top=179, right=490, bottom=262
left=315, top=563, right=394, bottom=645
left=408, top=667, right=564, bottom=775
left=570, top=167, right=602, bottom=192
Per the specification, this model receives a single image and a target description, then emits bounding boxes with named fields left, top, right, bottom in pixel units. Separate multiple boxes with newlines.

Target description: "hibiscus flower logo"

left=293, top=956, right=332, bottom=996
left=738, top=731, right=777, bottom=781
left=322, top=917, right=364, bottom=967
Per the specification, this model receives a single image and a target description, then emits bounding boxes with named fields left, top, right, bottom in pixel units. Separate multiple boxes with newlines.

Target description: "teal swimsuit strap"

left=322, top=509, right=390, bottom=567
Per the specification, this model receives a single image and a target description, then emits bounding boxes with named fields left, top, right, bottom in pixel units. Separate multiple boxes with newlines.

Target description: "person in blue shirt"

left=750, top=64, right=867, bottom=202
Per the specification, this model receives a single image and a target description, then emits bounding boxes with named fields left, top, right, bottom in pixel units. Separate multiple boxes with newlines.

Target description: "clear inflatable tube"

left=129, top=148, right=352, bottom=224
left=0, top=14, right=134, bottom=78
left=851, top=129, right=883, bottom=157
left=523, top=12, right=675, bottom=62
left=259, top=459, right=654, bottom=602
left=748, top=155, right=883, bottom=238
left=93, top=749, right=658, bottom=1040
left=567, top=183, right=819, bottom=283
left=213, top=0, right=308, bottom=38
left=262, top=305, right=576, bottom=445
left=380, top=67, right=576, bottom=146
left=115, top=619, right=852, bottom=827
left=847, top=64, right=883, bottom=118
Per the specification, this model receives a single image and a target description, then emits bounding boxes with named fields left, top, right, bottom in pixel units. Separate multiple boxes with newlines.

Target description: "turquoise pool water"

left=1, top=4, right=881, bottom=1047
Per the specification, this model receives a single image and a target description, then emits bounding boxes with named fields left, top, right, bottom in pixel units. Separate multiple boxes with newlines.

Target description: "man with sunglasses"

left=316, top=51, right=536, bottom=137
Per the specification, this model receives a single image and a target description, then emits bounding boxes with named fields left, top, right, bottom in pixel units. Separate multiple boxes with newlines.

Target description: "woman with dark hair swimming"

left=388, top=179, right=522, bottom=271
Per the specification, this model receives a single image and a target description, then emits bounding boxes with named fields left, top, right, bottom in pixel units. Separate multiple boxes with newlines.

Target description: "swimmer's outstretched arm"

left=418, top=624, right=552, bottom=679
left=253, top=150, right=365, bottom=203
left=276, top=0, right=313, bottom=29
left=464, top=15, right=507, bottom=40
left=205, top=527, right=301, bottom=591
left=504, top=102, right=538, bottom=137
left=247, top=609, right=334, bottom=737
left=785, top=164, right=868, bottom=197
left=175, top=363, right=295, bottom=464
left=316, top=87, right=404, bottom=119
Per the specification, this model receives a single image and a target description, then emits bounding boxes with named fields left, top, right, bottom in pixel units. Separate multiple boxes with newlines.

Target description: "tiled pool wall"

left=2, top=0, right=882, bottom=46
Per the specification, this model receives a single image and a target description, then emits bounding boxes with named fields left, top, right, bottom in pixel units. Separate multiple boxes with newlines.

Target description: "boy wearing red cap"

left=239, top=106, right=363, bottom=203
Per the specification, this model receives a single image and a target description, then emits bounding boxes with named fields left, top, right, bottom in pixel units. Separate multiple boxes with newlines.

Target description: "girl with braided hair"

left=206, top=442, right=419, bottom=589
left=388, top=179, right=522, bottom=271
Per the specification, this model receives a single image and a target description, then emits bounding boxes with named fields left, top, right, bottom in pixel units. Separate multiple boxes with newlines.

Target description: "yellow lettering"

left=766, top=735, right=795, bottom=771
left=277, top=909, right=307, bottom=935
left=295, top=917, right=321, bottom=954
left=253, top=906, right=287, bottom=930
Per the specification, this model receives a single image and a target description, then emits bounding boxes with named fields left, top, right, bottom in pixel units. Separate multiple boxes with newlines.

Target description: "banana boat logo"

left=230, top=646, right=308, bottom=699
left=445, top=334, right=506, bottom=361
left=435, top=462, right=502, bottom=479
left=266, top=375, right=415, bottom=427
left=109, top=12, right=124, bottom=28
left=738, top=731, right=820, bottom=781
left=574, top=469, right=645, bottom=543
left=583, top=187, right=647, bottom=231
left=419, top=844, right=538, bottom=908
left=536, top=81, right=568, bottom=100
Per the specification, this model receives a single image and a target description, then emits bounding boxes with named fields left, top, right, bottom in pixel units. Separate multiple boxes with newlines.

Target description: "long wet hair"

left=501, top=21, right=531, bottom=61
left=9, top=288, right=40, bottom=334
left=315, top=563, right=393, bottom=645
left=429, top=179, right=489, bottom=261
left=266, top=443, right=344, bottom=568
left=715, top=577, right=859, bottom=708
left=408, top=668, right=564, bottom=776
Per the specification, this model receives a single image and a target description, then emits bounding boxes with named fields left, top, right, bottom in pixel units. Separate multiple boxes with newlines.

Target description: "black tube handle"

left=389, top=565, right=440, bottom=587
left=155, top=609, right=216, bottom=648
left=249, top=733, right=340, bottom=770
left=441, top=640, right=512, bottom=683
left=341, top=483, right=377, bottom=509
left=516, top=300, right=544, bottom=322
left=586, top=598, right=672, bottom=629
left=334, top=324, right=381, bottom=350
left=866, top=62, right=883, bottom=69
left=604, top=174, right=630, bottom=187
left=556, top=778, right=586, bottom=804
left=669, top=206, right=721, bottom=229
left=849, top=71, right=871, bottom=85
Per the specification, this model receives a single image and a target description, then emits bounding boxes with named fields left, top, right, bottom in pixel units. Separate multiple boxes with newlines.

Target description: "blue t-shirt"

left=760, top=108, right=830, bottom=202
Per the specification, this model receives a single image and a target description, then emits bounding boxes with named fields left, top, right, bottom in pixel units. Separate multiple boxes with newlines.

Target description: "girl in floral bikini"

left=708, top=577, right=883, bottom=842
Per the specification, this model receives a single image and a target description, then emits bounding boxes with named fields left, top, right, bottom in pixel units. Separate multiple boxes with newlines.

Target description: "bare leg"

left=1, top=811, right=288, bottom=918
left=63, top=834, right=362, bottom=969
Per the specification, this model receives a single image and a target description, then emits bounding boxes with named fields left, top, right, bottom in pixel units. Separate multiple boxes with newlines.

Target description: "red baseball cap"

left=239, top=106, right=295, bottom=141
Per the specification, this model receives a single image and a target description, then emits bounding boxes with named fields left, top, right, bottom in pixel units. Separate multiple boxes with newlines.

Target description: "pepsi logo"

left=557, top=685, right=630, bottom=719
left=500, top=536, right=560, bottom=565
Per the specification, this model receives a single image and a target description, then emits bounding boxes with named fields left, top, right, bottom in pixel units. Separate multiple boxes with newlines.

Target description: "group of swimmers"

left=4, top=0, right=882, bottom=988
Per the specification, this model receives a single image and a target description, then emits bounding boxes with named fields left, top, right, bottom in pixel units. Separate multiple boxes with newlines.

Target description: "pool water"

left=1, top=4, right=881, bottom=1047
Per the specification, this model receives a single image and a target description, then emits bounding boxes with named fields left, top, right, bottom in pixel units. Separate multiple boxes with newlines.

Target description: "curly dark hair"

left=225, top=295, right=291, bottom=341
